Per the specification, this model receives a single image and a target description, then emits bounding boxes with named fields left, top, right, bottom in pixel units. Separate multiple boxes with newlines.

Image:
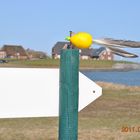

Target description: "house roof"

left=2, top=45, right=27, bottom=56
left=52, top=42, right=70, bottom=55
left=91, top=47, right=106, bottom=57
left=80, top=48, right=93, bottom=56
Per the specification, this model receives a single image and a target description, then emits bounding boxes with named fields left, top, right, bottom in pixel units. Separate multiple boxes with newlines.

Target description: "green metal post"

left=59, top=49, right=79, bottom=140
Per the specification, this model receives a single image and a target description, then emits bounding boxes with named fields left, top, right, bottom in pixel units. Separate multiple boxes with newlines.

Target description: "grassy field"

left=0, top=82, right=139, bottom=140
left=0, top=58, right=134, bottom=69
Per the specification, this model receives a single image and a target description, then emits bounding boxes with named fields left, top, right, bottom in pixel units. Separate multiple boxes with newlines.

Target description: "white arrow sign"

left=0, top=68, right=102, bottom=118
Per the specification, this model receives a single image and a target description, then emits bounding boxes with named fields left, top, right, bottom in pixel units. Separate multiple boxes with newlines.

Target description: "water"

left=81, top=70, right=140, bottom=86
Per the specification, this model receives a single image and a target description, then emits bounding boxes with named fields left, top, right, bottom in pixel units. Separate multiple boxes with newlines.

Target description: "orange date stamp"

left=121, top=126, right=140, bottom=132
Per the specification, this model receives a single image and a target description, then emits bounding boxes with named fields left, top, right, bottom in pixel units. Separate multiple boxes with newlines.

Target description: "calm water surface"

left=81, top=70, right=140, bottom=86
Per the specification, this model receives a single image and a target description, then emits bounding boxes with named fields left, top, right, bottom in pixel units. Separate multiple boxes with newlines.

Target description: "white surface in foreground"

left=0, top=68, right=102, bottom=118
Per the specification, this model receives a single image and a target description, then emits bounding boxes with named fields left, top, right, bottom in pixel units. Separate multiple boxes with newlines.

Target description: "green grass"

left=80, top=60, right=116, bottom=69
left=0, top=82, right=139, bottom=140
left=0, top=59, right=60, bottom=68
left=0, top=58, right=134, bottom=69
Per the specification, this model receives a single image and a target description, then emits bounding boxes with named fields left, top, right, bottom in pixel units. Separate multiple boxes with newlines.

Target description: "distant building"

left=0, top=51, right=6, bottom=58
left=52, top=42, right=114, bottom=60
left=91, top=47, right=114, bottom=60
left=79, top=48, right=93, bottom=60
left=52, top=42, right=67, bottom=59
left=2, top=45, right=28, bottom=59
left=26, top=48, right=48, bottom=60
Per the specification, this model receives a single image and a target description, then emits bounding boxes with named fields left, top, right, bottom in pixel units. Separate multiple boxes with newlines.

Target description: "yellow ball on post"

left=70, top=32, right=93, bottom=49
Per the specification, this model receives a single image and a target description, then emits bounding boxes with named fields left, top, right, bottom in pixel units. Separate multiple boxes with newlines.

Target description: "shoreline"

left=96, top=81, right=140, bottom=88
left=80, top=63, right=140, bottom=71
